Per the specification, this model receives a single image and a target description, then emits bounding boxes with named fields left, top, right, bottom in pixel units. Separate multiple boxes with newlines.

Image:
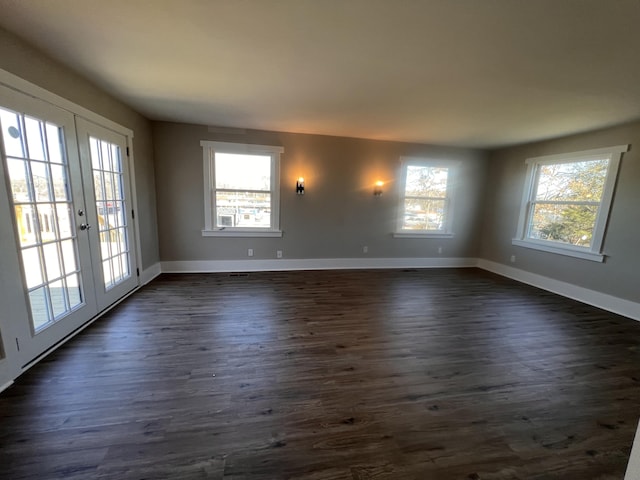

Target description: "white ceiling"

left=1, top=0, right=639, bottom=148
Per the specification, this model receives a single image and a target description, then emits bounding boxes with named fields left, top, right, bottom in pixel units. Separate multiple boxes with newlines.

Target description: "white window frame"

left=201, top=141, right=283, bottom=237
left=393, top=157, right=456, bottom=238
left=512, top=145, right=628, bottom=262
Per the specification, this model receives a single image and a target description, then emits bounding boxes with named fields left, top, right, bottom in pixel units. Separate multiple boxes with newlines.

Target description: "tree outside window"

left=528, top=159, right=608, bottom=248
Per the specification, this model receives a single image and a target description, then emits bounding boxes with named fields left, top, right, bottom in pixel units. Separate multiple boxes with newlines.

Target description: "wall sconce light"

left=296, top=177, right=305, bottom=195
left=373, top=181, right=384, bottom=196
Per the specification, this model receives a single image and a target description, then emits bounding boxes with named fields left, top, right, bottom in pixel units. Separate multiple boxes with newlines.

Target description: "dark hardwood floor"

left=1, top=268, right=639, bottom=479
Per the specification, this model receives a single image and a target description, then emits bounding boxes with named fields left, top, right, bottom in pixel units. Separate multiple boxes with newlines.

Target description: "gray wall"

left=1, top=22, right=637, bottom=305
left=153, top=121, right=488, bottom=262
left=0, top=26, right=160, bottom=270
left=481, top=120, right=640, bottom=303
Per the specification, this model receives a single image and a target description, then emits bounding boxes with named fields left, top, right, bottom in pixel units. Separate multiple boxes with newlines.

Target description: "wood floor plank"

left=1, top=268, right=639, bottom=479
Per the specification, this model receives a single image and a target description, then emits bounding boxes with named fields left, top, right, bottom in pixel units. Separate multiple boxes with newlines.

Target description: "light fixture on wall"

left=296, top=177, right=305, bottom=195
left=373, top=181, right=384, bottom=196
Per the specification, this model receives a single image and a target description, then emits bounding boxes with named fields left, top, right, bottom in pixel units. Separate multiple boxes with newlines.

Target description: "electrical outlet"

left=510, top=255, right=516, bottom=263
left=277, top=250, right=283, bottom=259
left=363, top=246, right=368, bottom=254
left=438, top=246, right=442, bottom=254
left=248, top=248, right=254, bottom=257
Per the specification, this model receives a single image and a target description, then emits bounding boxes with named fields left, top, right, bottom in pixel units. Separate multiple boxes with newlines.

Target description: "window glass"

left=215, top=191, right=271, bottom=228
left=215, top=153, right=271, bottom=191
left=398, top=161, right=453, bottom=234
left=405, top=165, right=448, bottom=197
left=535, top=159, right=608, bottom=202
left=527, top=159, right=610, bottom=248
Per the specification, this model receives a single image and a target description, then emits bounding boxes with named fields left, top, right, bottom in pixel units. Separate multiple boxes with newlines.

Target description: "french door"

left=0, top=86, right=137, bottom=364
left=76, top=119, right=138, bottom=311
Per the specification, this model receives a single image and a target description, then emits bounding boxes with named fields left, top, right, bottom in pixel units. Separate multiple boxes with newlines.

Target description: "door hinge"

left=136, top=268, right=140, bottom=277
left=15, top=337, right=20, bottom=351
left=126, top=146, right=130, bottom=156
left=131, top=209, right=135, bottom=219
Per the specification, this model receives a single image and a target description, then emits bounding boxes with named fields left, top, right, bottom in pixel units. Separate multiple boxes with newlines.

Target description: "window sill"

left=393, top=232, right=454, bottom=239
left=202, top=229, right=283, bottom=238
left=511, top=239, right=604, bottom=262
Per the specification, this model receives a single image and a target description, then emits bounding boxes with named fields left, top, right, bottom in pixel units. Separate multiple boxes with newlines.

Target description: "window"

left=201, top=141, right=283, bottom=237
left=394, top=158, right=455, bottom=238
left=513, top=145, right=627, bottom=262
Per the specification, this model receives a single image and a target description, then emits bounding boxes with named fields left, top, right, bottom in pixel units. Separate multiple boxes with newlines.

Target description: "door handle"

left=80, top=223, right=91, bottom=231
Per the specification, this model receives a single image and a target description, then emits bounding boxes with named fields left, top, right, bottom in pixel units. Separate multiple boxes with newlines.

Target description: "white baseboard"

left=140, top=262, right=161, bottom=285
left=161, top=257, right=478, bottom=273
left=477, top=259, right=640, bottom=321
left=625, top=421, right=640, bottom=480
left=0, top=380, right=13, bottom=394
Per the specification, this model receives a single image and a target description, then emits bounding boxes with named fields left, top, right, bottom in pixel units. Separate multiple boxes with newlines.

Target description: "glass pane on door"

left=88, top=136, right=131, bottom=290
left=0, top=107, right=84, bottom=332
